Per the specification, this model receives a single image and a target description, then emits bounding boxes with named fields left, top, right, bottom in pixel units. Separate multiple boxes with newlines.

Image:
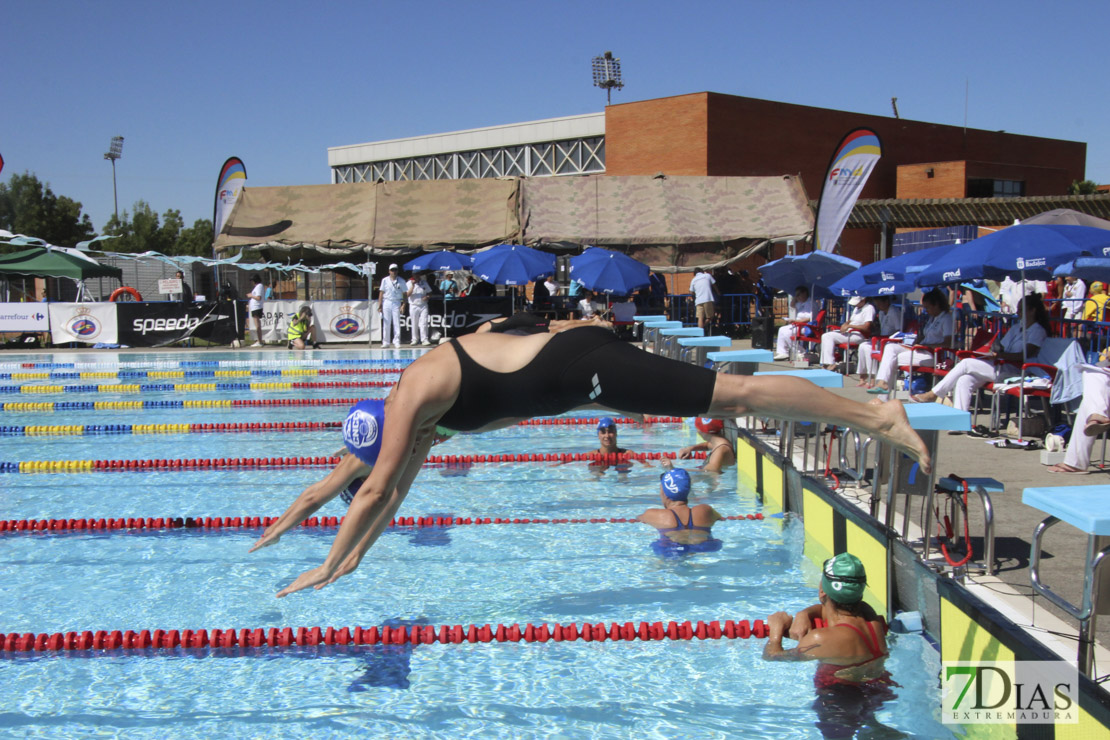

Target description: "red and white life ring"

left=109, top=287, right=143, bottom=302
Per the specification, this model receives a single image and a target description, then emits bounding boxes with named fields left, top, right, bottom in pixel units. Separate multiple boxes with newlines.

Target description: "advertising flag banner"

left=115, top=302, right=241, bottom=347
left=0, top=151, right=5, bottom=177
left=814, top=129, right=882, bottom=252
left=213, top=157, right=247, bottom=238
left=48, top=303, right=118, bottom=345
left=313, top=301, right=374, bottom=344
left=0, top=303, right=49, bottom=332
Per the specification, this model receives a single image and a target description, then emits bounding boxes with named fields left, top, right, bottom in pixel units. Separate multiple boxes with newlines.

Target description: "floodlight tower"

left=104, top=136, right=124, bottom=221
left=591, top=51, right=624, bottom=105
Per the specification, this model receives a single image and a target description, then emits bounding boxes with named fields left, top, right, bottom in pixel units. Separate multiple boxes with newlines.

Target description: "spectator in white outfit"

left=407, top=270, right=433, bottom=346
left=1048, top=365, right=1110, bottom=474
left=775, top=286, right=815, bottom=361
left=872, top=289, right=954, bottom=393
left=1063, top=276, right=1087, bottom=320
left=820, top=296, right=876, bottom=370
left=689, top=268, right=718, bottom=330
left=857, top=296, right=902, bottom=387
left=378, top=264, right=407, bottom=348
left=912, top=294, right=1050, bottom=412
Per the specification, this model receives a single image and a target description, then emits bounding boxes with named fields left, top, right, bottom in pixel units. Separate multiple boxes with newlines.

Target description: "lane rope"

left=0, top=450, right=706, bottom=473
left=1, top=616, right=818, bottom=653
left=0, top=380, right=398, bottom=395
left=2, top=398, right=366, bottom=413
left=1, top=359, right=413, bottom=371
left=0, top=416, right=684, bottom=437
left=0, top=367, right=406, bottom=381
left=0, top=512, right=762, bottom=535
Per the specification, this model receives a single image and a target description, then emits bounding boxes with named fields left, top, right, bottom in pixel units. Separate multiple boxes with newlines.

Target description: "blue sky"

left=4, top=0, right=1107, bottom=237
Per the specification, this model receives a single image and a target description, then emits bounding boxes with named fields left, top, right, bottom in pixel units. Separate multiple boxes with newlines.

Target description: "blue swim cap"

left=343, top=399, right=385, bottom=466
left=597, top=416, right=616, bottom=431
left=660, top=468, right=691, bottom=500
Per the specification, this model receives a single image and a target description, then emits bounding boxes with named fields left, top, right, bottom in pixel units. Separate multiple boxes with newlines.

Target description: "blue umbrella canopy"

left=859, top=242, right=963, bottom=284
left=828, top=269, right=916, bottom=298
left=1053, top=257, right=1110, bottom=282
left=914, top=225, right=1110, bottom=286
left=759, top=251, right=861, bottom=299
left=472, top=244, right=556, bottom=286
left=568, top=247, right=650, bottom=296
left=403, top=251, right=473, bottom=272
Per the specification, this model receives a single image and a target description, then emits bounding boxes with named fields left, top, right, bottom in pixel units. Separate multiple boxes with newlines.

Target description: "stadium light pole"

left=104, top=136, right=124, bottom=221
left=591, top=51, right=624, bottom=105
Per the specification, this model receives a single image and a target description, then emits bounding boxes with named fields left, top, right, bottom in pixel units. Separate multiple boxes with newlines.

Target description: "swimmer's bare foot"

left=873, top=400, right=931, bottom=474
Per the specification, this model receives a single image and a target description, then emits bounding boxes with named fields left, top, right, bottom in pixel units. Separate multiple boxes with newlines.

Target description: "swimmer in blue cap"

left=636, top=462, right=723, bottom=556
left=274, top=325, right=929, bottom=597
left=250, top=399, right=454, bottom=555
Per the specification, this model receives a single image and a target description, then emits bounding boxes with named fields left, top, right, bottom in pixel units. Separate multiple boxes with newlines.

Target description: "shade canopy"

left=1053, top=257, right=1110, bottom=282
left=0, top=247, right=122, bottom=281
left=759, top=251, right=861, bottom=299
left=914, top=225, right=1110, bottom=285
left=568, top=247, right=650, bottom=296
left=472, top=244, right=556, bottom=286
left=403, top=251, right=474, bottom=272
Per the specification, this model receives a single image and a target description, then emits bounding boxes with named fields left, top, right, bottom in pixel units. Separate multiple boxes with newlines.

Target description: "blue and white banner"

left=0, top=303, right=50, bottom=333
left=48, top=303, right=118, bottom=345
left=814, top=129, right=882, bottom=252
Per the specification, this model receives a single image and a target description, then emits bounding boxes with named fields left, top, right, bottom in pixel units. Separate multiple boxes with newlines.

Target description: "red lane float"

left=0, top=512, right=762, bottom=535
left=0, top=618, right=775, bottom=653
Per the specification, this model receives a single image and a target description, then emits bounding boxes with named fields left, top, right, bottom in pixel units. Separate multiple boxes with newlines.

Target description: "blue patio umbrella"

left=471, top=244, right=556, bottom=286
left=1053, top=257, right=1110, bottom=282
left=828, top=269, right=917, bottom=298
left=759, top=251, right=861, bottom=299
left=568, top=247, right=650, bottom=296
left=914, top=225, right=1110, bottom=286
left=858, top=242, right=963, bottom=284
left=403, top=251, right=473, bottom=272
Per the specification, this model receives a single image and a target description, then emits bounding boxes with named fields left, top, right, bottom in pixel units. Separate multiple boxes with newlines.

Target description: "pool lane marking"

left=1, top=368, right=407, bottom=381
left=0, top=510, right=759, bottom=535
left=0, top=416, right=684, bottom=437
left=1, top=450, right=706, bottom=473
left=1, top=398, right=365, bottom=413
left=0, top=380, right=398, bottom=394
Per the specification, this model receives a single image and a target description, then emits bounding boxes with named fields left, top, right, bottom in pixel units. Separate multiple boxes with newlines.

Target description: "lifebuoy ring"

left=109, top=287, right=143, bottom=302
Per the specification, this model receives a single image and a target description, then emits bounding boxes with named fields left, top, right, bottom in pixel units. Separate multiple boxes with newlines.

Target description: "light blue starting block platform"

left=707, top=349, right=773, bottom=374
left=659, top=327, right=703, bottom=358
left=904, top=402, right=973, bottom=431
left=754, top=368, right=843, bottom=388
left=640, top=320, right=682, bottom=353
left=1025, top=485, right=1110, bottom=675
left=678, top=336, right=731, bottom=366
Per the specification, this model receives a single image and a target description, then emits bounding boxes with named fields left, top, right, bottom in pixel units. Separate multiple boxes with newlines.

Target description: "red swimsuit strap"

left=835, top=621, right=886, bottom=660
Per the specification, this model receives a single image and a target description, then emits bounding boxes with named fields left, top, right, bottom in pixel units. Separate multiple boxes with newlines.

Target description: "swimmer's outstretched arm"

left=249, top=453, right=366, bottom=553
left=707, top=375, right=932, bottom=474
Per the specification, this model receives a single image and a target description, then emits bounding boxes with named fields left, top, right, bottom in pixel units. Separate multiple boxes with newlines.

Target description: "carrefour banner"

left=0, top=303, right=49, bottom=332
left=814, top=128, right=882, bottom=252
left=48, top=303, right=119, bottom=345
left=213, top=157, right=247, bottom=238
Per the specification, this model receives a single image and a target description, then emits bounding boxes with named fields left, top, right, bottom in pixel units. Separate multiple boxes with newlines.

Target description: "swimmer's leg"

left=707, top=374, right=931, bottom=474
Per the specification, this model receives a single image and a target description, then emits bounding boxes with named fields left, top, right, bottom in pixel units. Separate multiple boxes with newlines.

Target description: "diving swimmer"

left=261, top=325, right=930, bottom=597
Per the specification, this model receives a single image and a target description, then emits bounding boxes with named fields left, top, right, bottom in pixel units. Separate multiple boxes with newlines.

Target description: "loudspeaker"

left=555, top=255, right=570, bottom=283
left=751, top=316, right=774, bottom=349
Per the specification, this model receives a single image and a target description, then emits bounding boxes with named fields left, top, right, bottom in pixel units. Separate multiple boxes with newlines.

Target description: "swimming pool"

left=0, top=349, right=954, bottom=738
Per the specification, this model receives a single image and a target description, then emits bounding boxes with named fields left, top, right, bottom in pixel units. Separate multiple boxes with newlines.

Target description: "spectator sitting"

left=531, top=276, right=551, bottom=310
left=871, top=288, right=954, bottom=393
left=820, top=296, right=875, bottom=372
left=439, top=272, right=459, bottom=299
left=856, top=296, right=902, bottom=388
left=679, top=417, right=736, bottom=473
left=578, top=289, right=606, bottom=320
left=636, top=465, right=723, bottom=557
left=912, top=294, right=1050, bottom=416
left=774, top=286, right=815, bottom=361
left=1048, top=355, right=1110, bottom=474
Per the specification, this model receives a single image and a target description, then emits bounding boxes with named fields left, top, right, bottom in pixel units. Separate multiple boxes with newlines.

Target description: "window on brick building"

left=967, top=178, right=1025, bottom=198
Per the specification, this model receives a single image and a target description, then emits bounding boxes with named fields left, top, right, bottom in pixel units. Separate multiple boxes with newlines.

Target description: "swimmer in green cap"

left=763, top=553, right=895, bottom=737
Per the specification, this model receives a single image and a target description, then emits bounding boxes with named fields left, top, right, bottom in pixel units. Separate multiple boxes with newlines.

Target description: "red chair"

left=791, top=309, right=826, bottom=362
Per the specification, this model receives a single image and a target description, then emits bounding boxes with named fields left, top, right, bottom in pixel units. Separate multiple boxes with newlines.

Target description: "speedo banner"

left=48, top=303, right=119, bottom=345
left=116, top=302, right=242, bottom=347
left=404, top=296, right=513, bottom=338
left=814, top=128, right=882, bottom=252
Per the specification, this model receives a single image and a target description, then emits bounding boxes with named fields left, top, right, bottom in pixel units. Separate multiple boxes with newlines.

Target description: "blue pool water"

left=0, top=349, right=954, bottom=738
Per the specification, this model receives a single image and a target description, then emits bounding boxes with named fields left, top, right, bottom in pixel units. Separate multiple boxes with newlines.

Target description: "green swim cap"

left=821, top=553, right=867, bottom=605
left=434, top=425, right=458, bottom=438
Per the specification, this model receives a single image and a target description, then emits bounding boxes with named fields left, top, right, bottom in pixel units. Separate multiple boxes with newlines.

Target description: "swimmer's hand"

left=767, top=611, right=793, bottom=641
left=788, top=611, right=812, bottom=641
left=678, top=445, right=695, bottom=459
left=248, top=532, right=280, bottom=553
left=276, top=565, right=335, bottom=598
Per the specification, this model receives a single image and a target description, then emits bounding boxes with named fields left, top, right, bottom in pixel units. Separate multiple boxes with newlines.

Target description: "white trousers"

left=409, top=302, right=429, bottom=344
left=876, top=344, right=935, bottom=387
left=820, top=330, right=865, bottom=365
left=930, top=358, right=1018, bottom=411
left=380, top=300, right=402, bottom=346
left=857, top=340, right=879, bottom=377
left=776, top=325, right=800, bottom=356
left=1065, top=369, right=1110, bottom=470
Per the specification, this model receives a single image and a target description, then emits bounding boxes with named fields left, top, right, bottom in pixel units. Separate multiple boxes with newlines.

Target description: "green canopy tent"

left=0, top=247, right=122, bottom=280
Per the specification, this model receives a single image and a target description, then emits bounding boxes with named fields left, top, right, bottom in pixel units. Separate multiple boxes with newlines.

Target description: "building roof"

left=846, top=194, right=1110, bottom=229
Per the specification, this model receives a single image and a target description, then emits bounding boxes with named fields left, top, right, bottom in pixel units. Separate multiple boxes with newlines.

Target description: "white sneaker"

left=250, top=342, right=263, bottom=348
left=392, top=343, right=401, bottom=348
left=773, top=353, right=789, bottom=361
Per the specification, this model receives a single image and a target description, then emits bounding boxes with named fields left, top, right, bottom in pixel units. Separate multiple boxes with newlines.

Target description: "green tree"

left=1069, top=179, right=1100, bottom=195
left=173, top=218, right=215, bottom=257
left=0, top=172, right=95, bottom=246
left=103, top=200, right=181, bottom=253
